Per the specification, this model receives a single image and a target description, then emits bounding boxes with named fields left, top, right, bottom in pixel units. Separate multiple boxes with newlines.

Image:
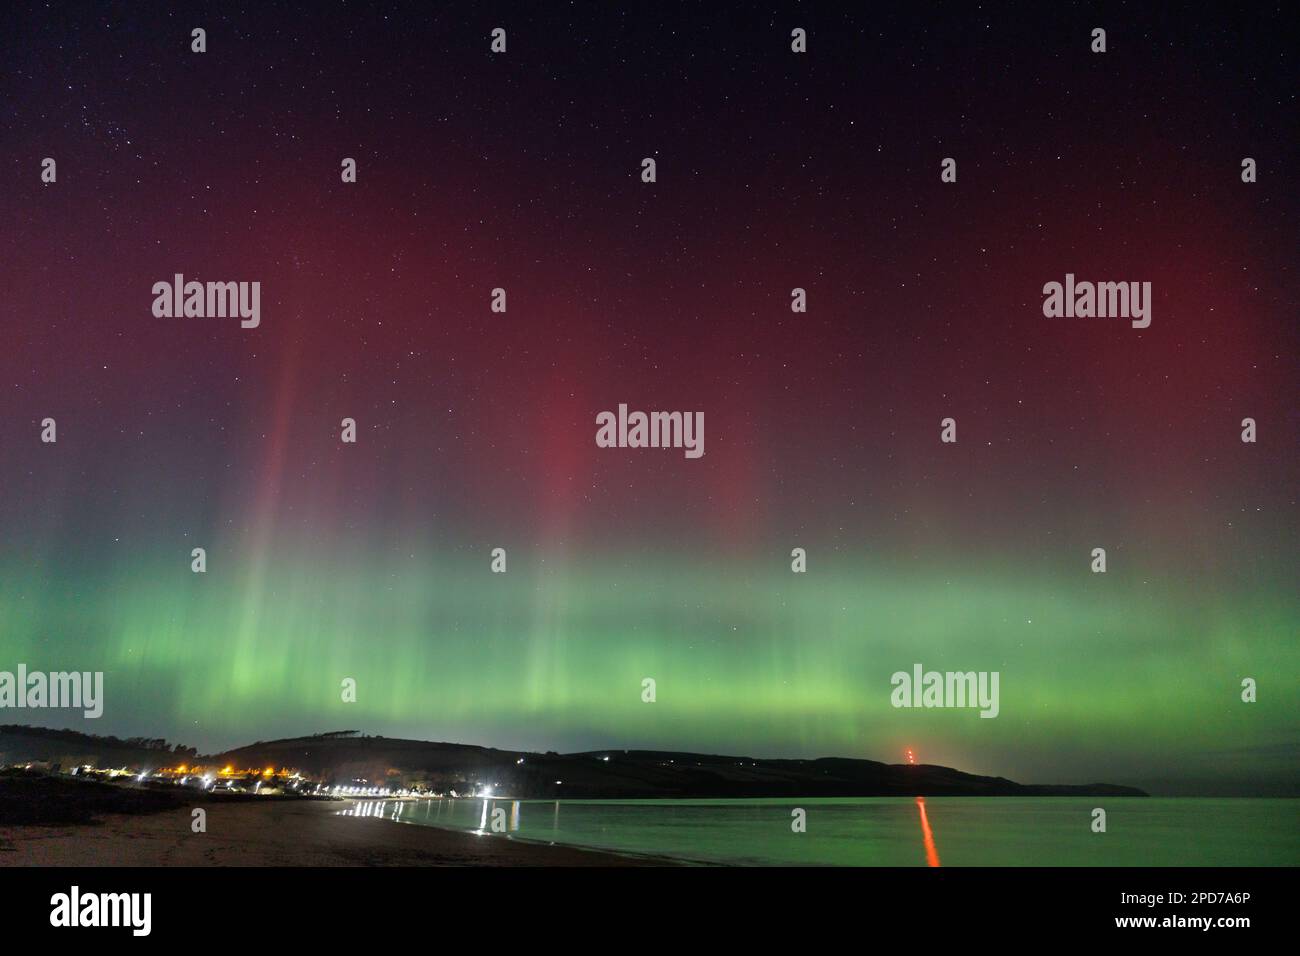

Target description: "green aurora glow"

left=3, top=544, right=1295, bottom=795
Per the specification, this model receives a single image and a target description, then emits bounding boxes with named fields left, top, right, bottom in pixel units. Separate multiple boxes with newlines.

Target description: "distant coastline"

left=1, top=725, right=1147, bottom=799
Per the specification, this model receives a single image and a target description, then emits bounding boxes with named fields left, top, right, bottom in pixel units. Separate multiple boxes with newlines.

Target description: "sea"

left=337, top=796, right=1299, bottom=866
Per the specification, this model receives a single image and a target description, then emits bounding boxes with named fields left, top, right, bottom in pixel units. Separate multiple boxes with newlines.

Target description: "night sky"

left=1, top=2, right=1296, bottom=795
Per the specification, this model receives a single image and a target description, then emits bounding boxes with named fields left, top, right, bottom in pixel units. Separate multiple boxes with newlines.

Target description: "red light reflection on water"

left=915, top=797, right=941, bottom=867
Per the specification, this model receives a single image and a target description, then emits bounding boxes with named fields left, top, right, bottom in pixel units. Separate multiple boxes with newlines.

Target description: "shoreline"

left=0, top=798, right=666, bottom=867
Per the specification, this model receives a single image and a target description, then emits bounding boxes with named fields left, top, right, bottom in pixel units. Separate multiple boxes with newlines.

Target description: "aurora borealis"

left=1, top=3, right=1296, bottom=796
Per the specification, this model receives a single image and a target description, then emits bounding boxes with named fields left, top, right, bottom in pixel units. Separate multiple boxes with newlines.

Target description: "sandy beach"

left=0, top=798, right=661, bottom=866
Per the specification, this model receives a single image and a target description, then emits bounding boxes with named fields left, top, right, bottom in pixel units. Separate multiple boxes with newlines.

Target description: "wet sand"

left=0, top=798, right=661, bottom=866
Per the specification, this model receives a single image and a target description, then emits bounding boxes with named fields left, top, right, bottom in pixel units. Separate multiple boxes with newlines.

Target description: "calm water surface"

left=338, top=796, right=1299, bottom=866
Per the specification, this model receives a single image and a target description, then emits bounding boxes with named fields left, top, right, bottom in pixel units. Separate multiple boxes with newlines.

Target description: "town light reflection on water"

left=474, top=799, right=523, bottom=834
left=337, top=800, right=408, bottom=822
left=340, top=797, right=526, bottom=836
